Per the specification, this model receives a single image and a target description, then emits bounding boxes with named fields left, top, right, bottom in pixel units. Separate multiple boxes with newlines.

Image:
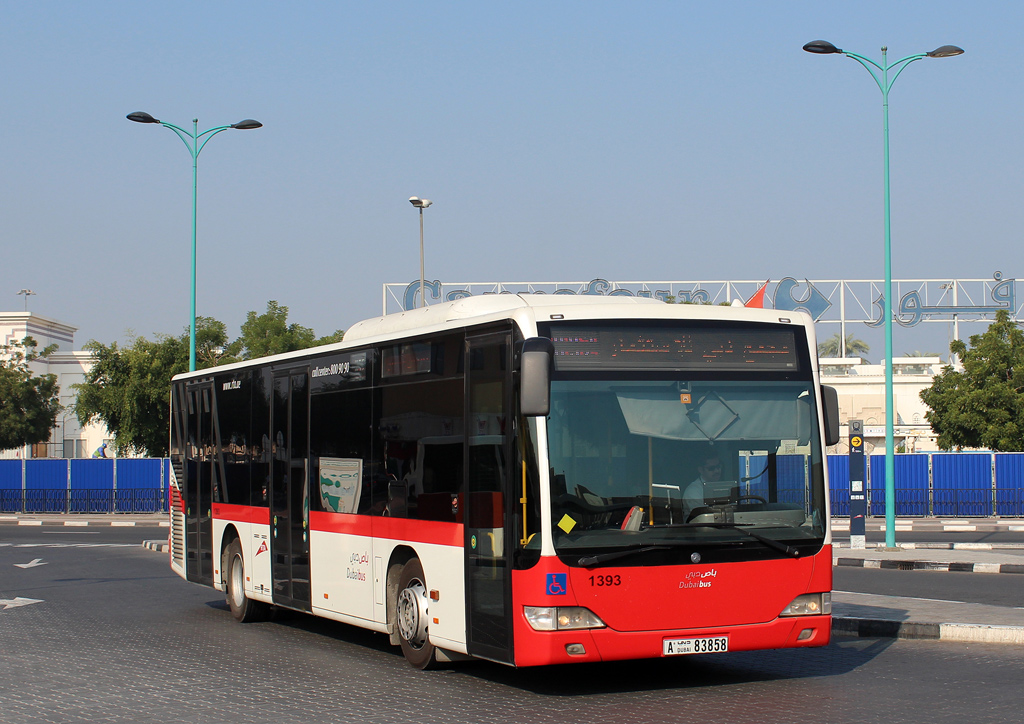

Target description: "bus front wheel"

left=223, top=538, right=269, bottom=623
left=395, top=558, right=438, bottom=669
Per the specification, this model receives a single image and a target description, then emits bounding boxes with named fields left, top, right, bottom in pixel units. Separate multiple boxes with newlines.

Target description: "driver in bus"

left=682, top=452, right=724, bottom=516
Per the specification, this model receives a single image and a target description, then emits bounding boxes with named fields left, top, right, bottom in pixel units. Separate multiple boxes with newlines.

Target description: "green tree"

left=195, top=316, right=234, bottom=368
left=817, top=332, right=870, bottom=359
left=0, top=337, right=61, bottom=450
left=74, top=318, right=229, bottom=457
left=920, top=310, right=1024, bottom=451
left=229, top=300, right=343, bottom=360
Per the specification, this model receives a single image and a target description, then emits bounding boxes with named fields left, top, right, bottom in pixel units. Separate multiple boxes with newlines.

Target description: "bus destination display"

left=549, top=325, right=800, bottom=371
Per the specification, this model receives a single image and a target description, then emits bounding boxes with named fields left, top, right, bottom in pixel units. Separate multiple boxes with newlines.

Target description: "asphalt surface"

left=4, top=513, right=1023, bottom=644
left=4, top=534, right=1024, bottom=724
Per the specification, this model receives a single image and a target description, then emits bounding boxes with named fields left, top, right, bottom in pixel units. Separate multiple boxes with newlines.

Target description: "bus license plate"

left=663, top=636, right=729, bottom=655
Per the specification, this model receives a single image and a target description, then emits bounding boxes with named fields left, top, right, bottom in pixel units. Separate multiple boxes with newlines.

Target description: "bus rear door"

left=270, top=369, right=312, bottom=612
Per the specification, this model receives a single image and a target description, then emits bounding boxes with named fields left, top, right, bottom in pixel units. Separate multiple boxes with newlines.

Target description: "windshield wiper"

left=679, top=523, right=801, bottom=558
left=577, top=545, right=673, bottom=567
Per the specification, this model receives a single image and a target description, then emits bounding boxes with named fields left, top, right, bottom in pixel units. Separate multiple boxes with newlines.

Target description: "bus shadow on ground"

left=458, top=637, right=896, bottom=696
left=202, top=599, right=893, bottom=694
left=203, top=600, right=399, bottom=658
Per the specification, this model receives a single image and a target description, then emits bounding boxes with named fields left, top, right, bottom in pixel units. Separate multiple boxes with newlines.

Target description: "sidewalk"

left=831, top=544, right=1024, bottom=645
left=0, top=513, right=169, bottom=527
left=832, top=517, right=1024, bottom=533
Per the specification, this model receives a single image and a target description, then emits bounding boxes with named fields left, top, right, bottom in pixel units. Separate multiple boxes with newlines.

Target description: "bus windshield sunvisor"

left=614, top=386, right=811, bottom=443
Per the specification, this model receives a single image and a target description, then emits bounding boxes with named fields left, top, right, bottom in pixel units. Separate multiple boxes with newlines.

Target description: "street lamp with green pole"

left=802, top=41, right=963, bottom=548
left=126, top=111, right=263, bottom=372
left=408, top=196, right=433, bottom=308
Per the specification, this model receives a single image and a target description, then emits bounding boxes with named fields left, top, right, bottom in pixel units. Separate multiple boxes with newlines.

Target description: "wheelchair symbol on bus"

left=546, top=573, right=567, bottom=596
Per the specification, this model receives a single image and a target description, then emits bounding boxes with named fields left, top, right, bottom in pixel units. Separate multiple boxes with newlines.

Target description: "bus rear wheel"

left=395, top=558, right=439, bottom=669
left=223, top=538, right=269, bottom=623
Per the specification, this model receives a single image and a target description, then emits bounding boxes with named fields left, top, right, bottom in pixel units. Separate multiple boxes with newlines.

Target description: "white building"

left=0, top=311, right=112, bottom=459
left=820, top=356, right=948, bottom=454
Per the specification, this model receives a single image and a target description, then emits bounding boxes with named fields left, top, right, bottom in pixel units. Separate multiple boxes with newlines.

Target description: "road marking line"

left=13, top=558, right=47, bottom=568
left=0, top=597, right=43, bottom=610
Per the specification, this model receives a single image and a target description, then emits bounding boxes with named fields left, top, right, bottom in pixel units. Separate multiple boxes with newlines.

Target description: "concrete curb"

left=142, top=539, right=169, bottom=553
left=832, top=523, right=1024, bottom=533
left=833, top=617, right=1024, bottom=644
left=833, top=541, right=1024, bottom=551
left=834, top=556, right=1024, bottom=574
left=0, top=517, right=169, bottom=527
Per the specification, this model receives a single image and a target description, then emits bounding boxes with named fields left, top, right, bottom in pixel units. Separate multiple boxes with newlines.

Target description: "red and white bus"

left=168, top=294, right=839, bottom=668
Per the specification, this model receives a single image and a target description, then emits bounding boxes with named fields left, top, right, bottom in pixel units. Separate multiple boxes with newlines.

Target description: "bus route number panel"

left=549, top=326, right=799, bottom=372
left=662, top=636, right=730, bottom=656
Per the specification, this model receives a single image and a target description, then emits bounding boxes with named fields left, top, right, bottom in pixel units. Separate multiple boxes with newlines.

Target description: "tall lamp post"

left=16, top=289, right=36, bottom=311
left=408, top=197, right=433, bottom=308
left=127, top=111, right=263, bottom=371
left=803, top=41, right=963, bottom=547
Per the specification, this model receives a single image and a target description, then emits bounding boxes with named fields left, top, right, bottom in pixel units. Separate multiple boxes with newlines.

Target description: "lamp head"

left=803, top=40, right=843, bottom=55
left=927, top=45, right=964, bottom=58
left=409, top=197, right=433, bottom=209
left=231, top=119, right=263, bottom=130
left=127, top=111, right=161, bottom=124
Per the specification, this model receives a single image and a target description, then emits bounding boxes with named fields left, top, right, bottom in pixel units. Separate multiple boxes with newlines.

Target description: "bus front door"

left=270, top=370, right=312, bottom=612
left=464, top=331, right=514, bottom=664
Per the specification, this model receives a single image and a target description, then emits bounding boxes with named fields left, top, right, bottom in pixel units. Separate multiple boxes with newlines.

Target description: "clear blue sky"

left=2, top=2, right=1018, bottom=359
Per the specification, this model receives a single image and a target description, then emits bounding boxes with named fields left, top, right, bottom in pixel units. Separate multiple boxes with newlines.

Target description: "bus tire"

left=223, top=538, right=269, bottom=623
left=395, top=558, right=439, bottom=669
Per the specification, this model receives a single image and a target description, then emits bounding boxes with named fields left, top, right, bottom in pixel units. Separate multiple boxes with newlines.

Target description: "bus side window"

left=309, top=388, right=374, bottom=514
left=379, top=377, right=464, bottom=523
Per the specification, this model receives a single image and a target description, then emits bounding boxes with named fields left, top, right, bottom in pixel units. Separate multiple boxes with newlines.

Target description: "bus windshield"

left=546, top=378, right=827, bottom=563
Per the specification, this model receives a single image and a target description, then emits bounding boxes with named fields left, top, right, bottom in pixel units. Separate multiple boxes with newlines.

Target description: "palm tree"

left=817, top=332, right=870, bottom=358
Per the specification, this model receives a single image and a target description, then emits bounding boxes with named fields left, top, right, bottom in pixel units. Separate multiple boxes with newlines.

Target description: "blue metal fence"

left=0, top=459, right=168, bottom=514
left=3, top=454, right=1024, bottom=517
left=828, top=451, right=1024, bottom=517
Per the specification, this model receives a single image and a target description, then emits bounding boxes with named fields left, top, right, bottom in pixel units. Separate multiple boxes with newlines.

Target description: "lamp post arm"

left=195, top=125, right=234, bottom=156
left=841, top=52, right=886, bottom=94
left=159, top=122, right=200, bottom=159
left=884, top=54, right=928, bottom=89
left=842, top=51, right=929, bottom=95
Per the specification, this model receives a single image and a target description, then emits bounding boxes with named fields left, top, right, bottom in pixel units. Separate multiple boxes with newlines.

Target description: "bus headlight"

left=524, top=606, right=606, bottom=631
left=780, top=593, right=831, bottom=617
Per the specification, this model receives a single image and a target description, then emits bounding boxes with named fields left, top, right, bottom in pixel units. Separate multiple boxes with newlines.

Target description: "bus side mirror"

left=520, top=337, right=554, bottom=417
left=821, top=385, right=840, bottom=446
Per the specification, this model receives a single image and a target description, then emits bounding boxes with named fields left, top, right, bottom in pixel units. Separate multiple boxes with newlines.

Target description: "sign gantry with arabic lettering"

left=383, top=274, right=1019, bottom=331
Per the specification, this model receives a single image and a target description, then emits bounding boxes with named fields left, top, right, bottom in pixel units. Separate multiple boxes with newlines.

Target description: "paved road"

left=2, top=528, right=1023, bottom=723
left=835, top=566, right=1023, bottom=608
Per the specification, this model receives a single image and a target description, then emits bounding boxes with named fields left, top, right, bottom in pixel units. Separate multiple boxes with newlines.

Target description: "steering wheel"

left=735, top=494, right=767, bottom=505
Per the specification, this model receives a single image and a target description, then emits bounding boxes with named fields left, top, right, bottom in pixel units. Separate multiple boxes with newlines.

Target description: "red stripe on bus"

left=310, top=511, right=463, bottom=548
left=212, top=504, right=270, bottom=526
left=212, top=506, right=462, bottom=547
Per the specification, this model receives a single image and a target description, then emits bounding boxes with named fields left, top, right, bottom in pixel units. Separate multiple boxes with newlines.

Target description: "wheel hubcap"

left=397, top=578, right=429, bottom=648
left=230, top=554, right=245, bottom=608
